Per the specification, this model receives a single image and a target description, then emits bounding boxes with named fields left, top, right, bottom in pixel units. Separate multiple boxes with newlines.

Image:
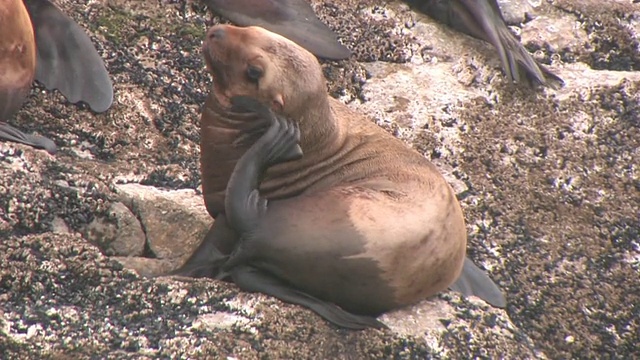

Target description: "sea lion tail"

left=449, top=257, right=507, bottom=308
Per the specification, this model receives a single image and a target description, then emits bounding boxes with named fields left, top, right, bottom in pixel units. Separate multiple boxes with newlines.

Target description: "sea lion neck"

left=294, top=93, right=344, bottom=156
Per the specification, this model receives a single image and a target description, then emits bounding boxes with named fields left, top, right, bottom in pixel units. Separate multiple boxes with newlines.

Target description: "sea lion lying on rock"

left=173, top=24, right=505, bottom=329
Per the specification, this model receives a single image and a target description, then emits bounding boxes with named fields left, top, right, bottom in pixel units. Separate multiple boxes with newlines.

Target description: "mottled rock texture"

left=0, top=0, right=638, bottom=358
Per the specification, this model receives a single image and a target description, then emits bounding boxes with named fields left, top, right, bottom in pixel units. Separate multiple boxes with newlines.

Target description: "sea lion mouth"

left=202, top=40, right=230, bottom=106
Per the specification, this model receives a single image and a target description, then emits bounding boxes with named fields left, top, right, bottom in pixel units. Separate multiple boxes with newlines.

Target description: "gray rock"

left=0, top=0, right=638, bottom=358
left=82, top=201, right=146, bottom=256
left=116, top=183, right=211, bottom=262
left=497, top=0, right=538, bottom=24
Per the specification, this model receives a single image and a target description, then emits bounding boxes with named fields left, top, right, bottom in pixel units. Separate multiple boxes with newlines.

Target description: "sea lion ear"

left=272, top=94, right=284, bottom=112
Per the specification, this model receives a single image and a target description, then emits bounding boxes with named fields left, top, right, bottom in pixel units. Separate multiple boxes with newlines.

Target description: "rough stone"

left=82, top=201, right=146, bottom=256
left=0, top=0, right=637, bottom=358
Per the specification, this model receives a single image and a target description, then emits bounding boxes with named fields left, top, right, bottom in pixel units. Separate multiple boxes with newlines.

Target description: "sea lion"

left=202, top=0, right=350, bottom=60
left=406, top=0, right=563, bottom=88
left=0, top=0, right=113, bottom=154
left=173, top=24, right=505, bottom=328
left=0, top=0, right=55, bottom=153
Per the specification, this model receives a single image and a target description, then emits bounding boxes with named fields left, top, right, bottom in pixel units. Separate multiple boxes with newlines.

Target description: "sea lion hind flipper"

left=449, top=257, right=507, bottom=308
left=459, top=0, right=564, bottom=88
left=0, top=122, right=57, bottom=154
left=25, top=0, right=113, bottom=113
left=224, top=108, right=302, bottom=235
left=415, top=0, right=563, bottom=88
left=168, top=217, right=237, bottom=279
left=231, top=266, right=387, bottom=330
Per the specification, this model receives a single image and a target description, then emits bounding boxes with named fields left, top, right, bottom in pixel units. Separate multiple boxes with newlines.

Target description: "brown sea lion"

left=0, top=0, right=55, bottom=153
left=173, top=24, right=505, bottom=329
left=202, top=0, right=351, bottom=60
left=405, top=0, right=563, bottom=88
left=0, top=0, right=113, bottom=154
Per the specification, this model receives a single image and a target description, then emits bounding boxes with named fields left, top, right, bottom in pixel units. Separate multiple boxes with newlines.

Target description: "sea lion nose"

left=208, top=26, right=226, bottom=40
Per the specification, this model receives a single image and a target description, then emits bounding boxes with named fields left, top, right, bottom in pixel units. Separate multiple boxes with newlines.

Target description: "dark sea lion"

left=173, top=24, right=505, bottom=328
left=0, top=0, right=113, bottom=154
left=201, top=0, right=351, bottom=60
left=0, top=0, right=55, bottom=153
left=405, top=0, right=563, bottom=88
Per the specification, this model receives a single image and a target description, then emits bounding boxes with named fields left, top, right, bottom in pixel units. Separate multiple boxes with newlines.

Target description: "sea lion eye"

left=246, top=65, right=263, bottom=83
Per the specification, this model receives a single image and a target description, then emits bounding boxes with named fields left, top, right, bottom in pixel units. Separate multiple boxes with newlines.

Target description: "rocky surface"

left=0, top=0, right=638, bottom=358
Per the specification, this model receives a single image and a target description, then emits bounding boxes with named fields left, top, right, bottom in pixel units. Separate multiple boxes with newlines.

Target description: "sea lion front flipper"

left=0, top=122, right=57, bottom=154
left=24, top=0, right=114, bottom=112
left=202, top=0, right=351, bottom=60
left=449, top=257, right=507, bottom=308
left=231, top=265, right=387, bottom=330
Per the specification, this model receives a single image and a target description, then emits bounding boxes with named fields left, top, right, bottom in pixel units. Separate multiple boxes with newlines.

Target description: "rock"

left=112, top=256, right=174, bottom=277
left=0, top=0, right=637, bottom=358
left=116, top=183, right=211, bottom=261
left=497, top=0, right=537, bottom=25
left=82, top=201, right=146, bottom=256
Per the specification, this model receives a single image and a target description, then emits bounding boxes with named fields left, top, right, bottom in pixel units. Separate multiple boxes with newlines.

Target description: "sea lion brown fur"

left=174, top=24, right=505, bottom=328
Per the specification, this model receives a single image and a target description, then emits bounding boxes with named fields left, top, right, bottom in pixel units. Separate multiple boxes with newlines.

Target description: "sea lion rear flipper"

left=202, top=0, right=351, bottom=60
left=169, top=216, right=236, bottom=279
left=0, top=122, right=57, bottom=154
left=231, top=265, right=387, bottom=330
left=24, top=0, right=114, bottom=112
left=414, top=0, right=563, bottom=88
left=449, top=257, right=507, bottom=308
left=223, top=99, right=302, bottom=237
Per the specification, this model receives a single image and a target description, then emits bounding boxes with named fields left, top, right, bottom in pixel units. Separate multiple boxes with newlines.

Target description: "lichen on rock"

left=0, top=0, right=638, bottom=358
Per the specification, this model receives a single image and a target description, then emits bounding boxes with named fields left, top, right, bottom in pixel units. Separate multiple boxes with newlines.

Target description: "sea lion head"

left=202, top=24, right=327, bottom=119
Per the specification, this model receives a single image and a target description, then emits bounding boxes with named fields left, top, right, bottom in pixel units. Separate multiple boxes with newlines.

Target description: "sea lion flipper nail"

left=25, top=0, right=114, bottom=112
left=231, top=266, right=387, bottom=330
left=202, top=0, right=350, bottom=60
left=449, top=257, right=507, bottom=308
